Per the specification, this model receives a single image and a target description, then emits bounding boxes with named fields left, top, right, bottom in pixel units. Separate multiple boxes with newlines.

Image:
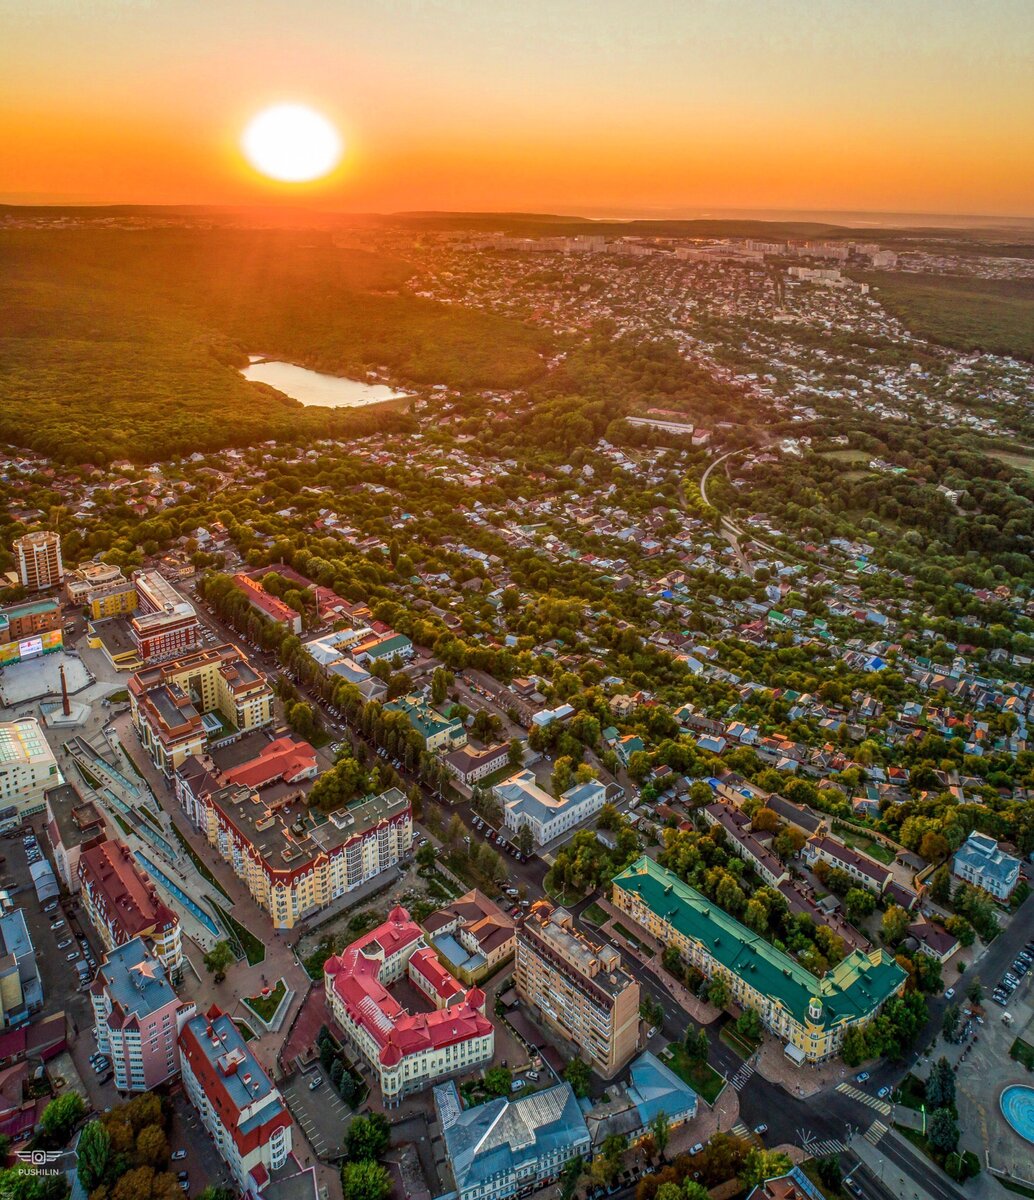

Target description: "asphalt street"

left=183, top=580, right=1034, bottom=1200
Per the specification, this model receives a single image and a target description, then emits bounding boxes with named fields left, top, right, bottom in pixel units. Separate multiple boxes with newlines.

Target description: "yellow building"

left=88, top=580, right=139, bottom=620
left=128, top=645, right=275, bottom=777
left=611, top=857, right=907, bottom=1063
left=515, top=902, right=640, bottom=1077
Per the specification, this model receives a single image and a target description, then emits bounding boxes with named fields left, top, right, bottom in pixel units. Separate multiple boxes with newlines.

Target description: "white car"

left=172, top=1150, right=187, bottom=1161
left=511, top=1079, right=527, bottom=1092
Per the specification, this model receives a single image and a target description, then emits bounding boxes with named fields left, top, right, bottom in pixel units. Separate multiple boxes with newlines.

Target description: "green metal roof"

left=612, top=857, right=906, bottom=1030
left=384, top=694, right=463, bottom=741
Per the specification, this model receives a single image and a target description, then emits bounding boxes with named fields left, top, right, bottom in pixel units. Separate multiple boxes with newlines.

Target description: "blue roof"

left=436, top=1080, right=590, bottom=1199
left=626, top=1051, right=697, bottom=1126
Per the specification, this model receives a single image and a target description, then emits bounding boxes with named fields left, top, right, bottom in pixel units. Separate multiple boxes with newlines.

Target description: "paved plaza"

left=0, top=649, right=93, bottom=706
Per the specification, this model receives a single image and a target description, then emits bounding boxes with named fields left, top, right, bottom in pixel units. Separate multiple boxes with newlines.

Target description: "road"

left=697, top=449, right=752, bottom=575
left=182, top=579, right=1030, bottom=1200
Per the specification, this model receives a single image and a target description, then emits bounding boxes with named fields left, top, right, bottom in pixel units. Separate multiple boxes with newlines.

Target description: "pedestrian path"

left=731, top=1062, right=755, bottom=1092
left=836, top=1082, right=892, bottom=1115
left=808, top=1138, right=847, bottom=1157
left=864, top=1119, right=889, bottom=1145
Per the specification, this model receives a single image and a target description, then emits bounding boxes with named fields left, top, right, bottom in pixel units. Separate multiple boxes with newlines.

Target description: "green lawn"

left=895, top=1072, right=927, bottom=1110
left=118, top=740, right=146, bottom=779
left=234, top=1019, right=256, bottom=1042
left=211, top=899, right=266, bottom=966
left=611, top=921, right=650, bottom=953
left=171, top=823, right=232, bottom=902
left=582, top=902, right=609, bottom=926
left=998, top=1181, right=1034, bottom=1199
left=720, top=1025, right=758, bottom=1060
left=661, top=1043, right=725, bottom=1106
left=837, top=828, right=896, bottom=864
left=243, top=979, right=286, bottom=1023
left=1009, top=1037, right=1034, bottom=1071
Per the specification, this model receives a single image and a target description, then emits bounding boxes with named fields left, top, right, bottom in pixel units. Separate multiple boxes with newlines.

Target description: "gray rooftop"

left=97, top=937, right=178, bottom=1018
left=436, top=1079, right=590, bottom=1196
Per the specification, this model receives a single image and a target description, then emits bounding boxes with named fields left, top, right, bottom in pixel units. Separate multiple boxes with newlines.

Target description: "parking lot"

left=282, top=1069, right=352, bottom=1159
left=988, top=935, right=1034, bottom=1009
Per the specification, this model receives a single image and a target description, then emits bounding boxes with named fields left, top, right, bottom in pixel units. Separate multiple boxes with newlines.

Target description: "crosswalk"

left=865, top=1119, right=889, bottom=1146
left=835, top=1082, right=892, bottom=1115
left=806, top=1138, right=846, bottom=1157
left=731, top=1122, right=753, bottom=1141
left=731, top=1062, right=755, bottom=1092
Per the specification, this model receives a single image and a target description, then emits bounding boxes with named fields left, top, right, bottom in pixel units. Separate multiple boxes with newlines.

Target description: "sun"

left=241, top=104, right=342, bottom=183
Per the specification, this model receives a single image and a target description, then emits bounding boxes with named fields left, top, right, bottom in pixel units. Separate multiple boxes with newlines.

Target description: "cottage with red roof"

left=324, top=905, right=494, bottom=1106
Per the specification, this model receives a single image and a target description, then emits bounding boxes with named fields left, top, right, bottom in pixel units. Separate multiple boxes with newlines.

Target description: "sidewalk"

left=591, top=894, right=722, bottom=1025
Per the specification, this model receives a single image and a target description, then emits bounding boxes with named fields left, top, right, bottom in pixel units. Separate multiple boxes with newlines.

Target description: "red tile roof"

left=325, top=907, right=491, bottom=1067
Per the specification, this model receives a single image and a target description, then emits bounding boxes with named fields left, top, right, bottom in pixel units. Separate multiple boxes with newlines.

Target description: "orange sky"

left=4, top=0, right=1033, bottom=217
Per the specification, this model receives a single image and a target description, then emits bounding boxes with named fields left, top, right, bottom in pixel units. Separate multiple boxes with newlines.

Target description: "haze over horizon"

left=4, top=0, right=1033, bottom=218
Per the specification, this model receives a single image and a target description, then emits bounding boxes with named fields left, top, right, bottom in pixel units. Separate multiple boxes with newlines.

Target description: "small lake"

left=241, top=359, right=408, bottom=409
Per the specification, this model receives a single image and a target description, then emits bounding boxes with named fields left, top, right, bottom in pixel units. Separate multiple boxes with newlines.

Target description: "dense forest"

left=0, top=228, right=550, bottom=463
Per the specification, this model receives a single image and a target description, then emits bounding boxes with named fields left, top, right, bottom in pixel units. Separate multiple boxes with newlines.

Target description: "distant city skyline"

left=4, top=0, right=1033, bottom=217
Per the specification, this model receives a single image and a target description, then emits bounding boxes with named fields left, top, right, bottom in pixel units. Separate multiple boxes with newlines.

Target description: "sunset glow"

left=241, top=105, right=342, bottom=183
left=2, top=1, right=1033, bottom=216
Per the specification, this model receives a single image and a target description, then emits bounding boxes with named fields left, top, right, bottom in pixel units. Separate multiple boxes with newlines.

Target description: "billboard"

left=0, top=628, right=63, bottom=667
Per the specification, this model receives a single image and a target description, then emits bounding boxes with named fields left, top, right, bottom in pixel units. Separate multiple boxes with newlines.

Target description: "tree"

left=816, top=1156, right=842, bottom=1192
left=416, top=842, right=437, bottom=872
left=558, top=1156, right=584, bottom=1200
left=845, top=887, right=876, bottom=923
left=683, top=1184, right=710, bottom=1200
left=927, top=1107, right=960, bottom=1154
left=135, top=1123, right=169, bottom=1169
left=881, top=905, right=910, bottom=946
left=942, top=1004, right=960, bottom=1043
left=740, top=1149, right=793, bottom=1190
left=508, top=738, right=524, bottom=767
left=926, top=1057, right=956, bottom=1110
left=736, top=1009, right=763, bottom=1042
left=40, top=1091, right=86, bottom=1145
left=649, top=1111, right=670, bottom=1160
left=752, top=807, right=779, bottom=833
left=966, top=979, right=983, bottom=1005
left=197, top=1190, right=235, bottom=1200
left=929, top=865, right=952, bottom=906
left=77, top=1120, right=112, bottom=1192
left=483, top=1066, right=513, bottom=1097
left=516, top=825, right=535, bottom=857
left=346, top=1113, right=390, bottom=1162
left=341, top=1161, right=392, bottom=1200
left=563, top=1057, right=592, bottom=1098
left=707, top=977, right=730, bottom=1010
left=203, top=939, right=235, bottom=983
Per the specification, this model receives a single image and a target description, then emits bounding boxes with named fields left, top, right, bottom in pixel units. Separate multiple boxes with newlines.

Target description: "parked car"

left=511, top=1080, right=526, bottom=1092
left=754, top=1124, right=768, bottom=1135
left=945, top=987, right=955, bottom=999
left=877, top=1086, right=890, bottom=1099
left=689, top=1143, right=704, bottom=1156
left=57, top=938, right=72, bottom=949
left=66, top=952, right=79, bottom=961
left=855, top=1072, right=870, bottom=1083
left=308, top=1076, right=322, bottom=1090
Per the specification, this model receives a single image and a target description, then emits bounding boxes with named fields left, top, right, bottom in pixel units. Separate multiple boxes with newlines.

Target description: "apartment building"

left=515, top=902, right=640, bottom=1078
left=496, top=771, right=607, bottom=846
left=65, top=562, right=127, bottom=606
left=611, top=857, right=906, bottom=1063
left=0, top=719, right=62, bottom=818
left=90, top=938, right=194, bottom=1092
left=128, top=644, right=275, bottom=776
left=324, top=905, right=494, bottom=1106
left=952, top=831, right=1021, bottom=900
left=803, top=834, right=893, bottom=894
left=13, top=531, right=63, bottom=592
left=44, top=782, right=107, bottom=892
left=199, top=779, right=411, bottom=929
left=77, top=839, right=183, bottom=979
left=179, top=1006, right=293, bottom=1193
